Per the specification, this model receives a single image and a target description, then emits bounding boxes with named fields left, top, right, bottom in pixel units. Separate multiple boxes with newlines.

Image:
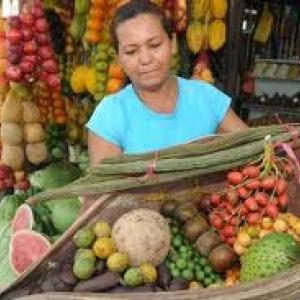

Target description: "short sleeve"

left=203, top=83, right=231, bottom=124
left=85, top=96, right=123, bottom=148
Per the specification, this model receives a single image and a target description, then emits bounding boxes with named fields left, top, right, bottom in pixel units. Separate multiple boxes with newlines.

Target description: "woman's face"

left=116, top=14, right=172, bottom=91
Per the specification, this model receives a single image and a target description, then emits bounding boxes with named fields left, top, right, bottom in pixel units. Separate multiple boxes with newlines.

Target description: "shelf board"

left=255, top=58, right=300, bottom=65
left=254, top=76, right=300, bottom=83
left=242, top=103, right=300, bottom=116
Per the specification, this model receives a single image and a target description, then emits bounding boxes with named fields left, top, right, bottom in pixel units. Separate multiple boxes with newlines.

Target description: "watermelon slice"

left=11, top=204, right=34, bottom=233
left=9, top=229, right=51, bottom=275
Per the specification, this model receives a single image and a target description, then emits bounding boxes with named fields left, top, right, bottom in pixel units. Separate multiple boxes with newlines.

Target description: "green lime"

left=203, top=266, right=213, bottom=276
left=179, top=245, right=188, bottom=254
left=172, top=235, right=183, bottom=248
left=199, top=257, right=208, bottom=266
left=176, top=258, right=187, bottom=270
left=187, top=261, right=194, bottom=270
left=171, top=268, right=181, bottom=278
left=181, top=269, right=194, bottom=281
left=169, top=262, right=176, bottom=270
left=186, top=250, right=193, bottom=259
left=203, top=277, right=213, bottom=287
left=171, top=226, right=179, bottom=235
left=195, top=270, right=205, bottom=282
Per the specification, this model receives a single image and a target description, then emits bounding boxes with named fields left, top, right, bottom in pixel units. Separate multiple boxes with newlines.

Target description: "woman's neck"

left=133, top=76, right=178, bottom=114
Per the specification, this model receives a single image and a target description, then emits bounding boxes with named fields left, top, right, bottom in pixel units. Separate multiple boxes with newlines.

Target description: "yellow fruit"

left=189, top=281, right=204, bottom=289
left=70, top=65, right=89, bottom=94
left=93, top=237, right=116, bottom=259
left=93, top=221, right=112, bottom=238
left=186, top=21, right=205, bottom=54
left=273, top=219, right=288, bottom=233
left=139, top=263, right=157, bottom=284
left=208, top=19, right=226, bottom=51
left=233, top=241, right=247, bottom=255
left=107, top=252, right=129, bottom=273
left=261, top=217, right=273, bottom=230
left=237, top=232, right=251, bottom=247
left=192, top=0, right=210, bottom=19
left=85, top=67, right=97, bottom=95
left=210, top=0, right=228, bottom=19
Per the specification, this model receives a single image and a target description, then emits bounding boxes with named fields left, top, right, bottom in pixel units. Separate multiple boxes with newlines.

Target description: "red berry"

left=254, top=192, right=269, bottom=207
left=278, top=193, right=289, bottom=210
left=227, top=171, right=244, bottom=185
left=244, top=197, right=259, bottom=211
left=210, top=193, right=221, bottom=206
left=266, top=203, right=278, bottom=219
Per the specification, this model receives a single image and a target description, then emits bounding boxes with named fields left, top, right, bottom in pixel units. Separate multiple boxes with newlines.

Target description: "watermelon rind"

left=9, top=229, right=51, bottom=276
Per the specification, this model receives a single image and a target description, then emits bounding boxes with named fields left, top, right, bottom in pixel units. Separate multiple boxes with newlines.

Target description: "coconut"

left=112, top=209, right=171, bottom=267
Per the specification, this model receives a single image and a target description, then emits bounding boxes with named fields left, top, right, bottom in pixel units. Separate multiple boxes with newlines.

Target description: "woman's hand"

left=217, top=108, right=248, bottom=134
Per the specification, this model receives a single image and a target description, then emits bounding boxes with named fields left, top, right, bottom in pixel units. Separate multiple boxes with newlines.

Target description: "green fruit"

left=199, top=257, right=208, bottom=266
left=93, top=221, right=111, bottom=238
left=75, top=249, right=96, bottom=263
left=203, top=265, right=213, bottom=276
left=171, top=268, right=180, bottom=278
left=172, top=235, right=183, bottom=248
left=95, top=62, right=108, bottom=72
left=73, top=257, right=95, bottom=280
left=176, top=258, right=187, bottom=270
left=73, top=227, right=96, bottom=248
left=181, top=269, right=194, bottom=281
left=73, top=227, right=95, bottom=248
left=51, top=198, right=81, bottom=234
left=95, top=52, right=109, bottom=61
left=195, top=269, right=205, bottom=282
left=96, top=73, right=107, bottom=83
left=97, top=43, right=109, bottom=52
left=240, top=233, right=300, bottom=282
left=107, top=252, right=129, bottom=273
left=203, top=277, right=213, bottom=287
left=123, top=268, right=143, bottom=287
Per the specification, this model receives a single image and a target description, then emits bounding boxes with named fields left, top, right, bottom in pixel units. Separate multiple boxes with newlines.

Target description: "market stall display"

left=0, top=124, right=300, bottom=299
left=1, top=0, right=300, bottom=299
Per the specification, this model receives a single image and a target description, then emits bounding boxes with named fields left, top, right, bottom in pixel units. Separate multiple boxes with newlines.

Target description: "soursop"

left=240, top=232, right=300, bottom=282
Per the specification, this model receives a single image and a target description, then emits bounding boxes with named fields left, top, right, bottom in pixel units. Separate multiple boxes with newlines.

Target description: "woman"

left=86, top=0, right=247, bottom=167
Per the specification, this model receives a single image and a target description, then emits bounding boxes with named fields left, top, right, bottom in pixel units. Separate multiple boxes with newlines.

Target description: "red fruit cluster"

left=208, top=163, right=291, bottom=246
left=0, top=164, right=30, bottom=192
left=5, top=0, right=60, bottom=90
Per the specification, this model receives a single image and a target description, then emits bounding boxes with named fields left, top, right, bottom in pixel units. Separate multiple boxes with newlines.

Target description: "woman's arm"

left=217, top=108, right=248, bottom=134
left=88, top=130, right=122, bottom=167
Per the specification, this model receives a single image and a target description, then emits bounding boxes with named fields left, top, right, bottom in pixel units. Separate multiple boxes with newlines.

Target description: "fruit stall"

left=237, top=0, right=300, bottom=125
left=1, top=0, right=300, bottom=299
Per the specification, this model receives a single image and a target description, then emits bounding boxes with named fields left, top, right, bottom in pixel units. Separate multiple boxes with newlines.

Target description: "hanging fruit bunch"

left=163, top=0, right=187, bottom=33
left=206, top=136, right=293, bottom=247
left=0, top=18, right=8, bottom=93
left=208, top=0, right=227, bottom=52
left=85, top=0, right=106, bottom=44
left=187, top=0, right=227, bottom=54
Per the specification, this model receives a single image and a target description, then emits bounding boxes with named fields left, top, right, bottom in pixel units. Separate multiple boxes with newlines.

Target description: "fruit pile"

left=166, top=218, right=223, bottom=287
left=233, top=212, right=300, bottom=255
left=208, top=138, right=293, bottom=246
left=6, top=0, right=60, bottom=90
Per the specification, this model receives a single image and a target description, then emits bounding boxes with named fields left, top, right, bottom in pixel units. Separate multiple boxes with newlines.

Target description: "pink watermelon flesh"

left=11, top=204, right=34, bottom=233
left=10, top=229, right=51, bottom=275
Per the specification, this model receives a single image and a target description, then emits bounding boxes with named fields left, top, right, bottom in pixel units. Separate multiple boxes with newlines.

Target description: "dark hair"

left=110, top=0, right=172, bottom=51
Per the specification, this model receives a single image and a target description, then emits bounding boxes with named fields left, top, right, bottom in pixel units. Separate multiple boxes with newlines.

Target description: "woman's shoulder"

left=178, top=76, right=217, bottom=92
left=95, top=84, right=133, bottom=110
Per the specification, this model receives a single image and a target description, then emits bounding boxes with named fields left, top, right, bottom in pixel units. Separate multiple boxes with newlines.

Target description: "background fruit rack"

left=236, top=0, right=300, bottom=125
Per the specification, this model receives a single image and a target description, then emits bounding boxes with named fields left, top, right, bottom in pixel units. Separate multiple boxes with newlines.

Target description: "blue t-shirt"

left=86, top=77, right=231, bottom=154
